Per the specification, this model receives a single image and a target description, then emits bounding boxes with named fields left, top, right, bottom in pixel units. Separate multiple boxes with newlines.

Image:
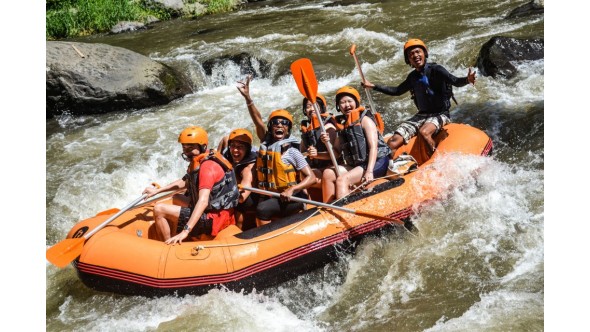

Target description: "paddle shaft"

left=85, top=194, right=147, bottom=239
left=132, top=189, right=182, bottom=210
left=311, top=102, right=341, bottom=177
left=291, top=58, right=341, bottom=177
left=350, top=45, right=378, bottom=117
left=242, top=186, right=404, bottom=225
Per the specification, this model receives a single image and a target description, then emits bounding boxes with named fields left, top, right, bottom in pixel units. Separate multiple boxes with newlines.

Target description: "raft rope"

left=192, top=171, right=419, bottom=251
left=191, top=208, right=321, bottom=250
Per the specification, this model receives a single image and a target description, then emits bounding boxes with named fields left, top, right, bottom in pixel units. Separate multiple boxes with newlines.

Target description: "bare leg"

left=387, top=134, right=405, bottom=158
left=418, top=123, right=438, bottom=156
left=235, top=211, right=244, bottom=230
left=335, top=166, right=364, bottom=199
left=322, top=168, right=337, bottom=203
left=153, top=203, right=182, bottom=241
left=310, top=168, right=323, bottom=189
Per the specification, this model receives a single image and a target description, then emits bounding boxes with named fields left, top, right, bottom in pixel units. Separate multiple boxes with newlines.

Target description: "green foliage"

left=46, top=0, right=167, bottom=40
left=203, top=0, right=238, bottom=14
left=46, top=0, right=242, bottom=40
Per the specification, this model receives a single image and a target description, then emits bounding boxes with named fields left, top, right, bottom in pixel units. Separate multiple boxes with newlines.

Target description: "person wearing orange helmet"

left=217, top=128, right=258, bottom=230
left=362, top=38, right=476, bottom=157
left=237, top=75, right=316, bottom=226
left=299, top=93, right=339, bottom=190
left=142, top=126, right=240, bottom=244
left=319, top=86, right=391, bottom=203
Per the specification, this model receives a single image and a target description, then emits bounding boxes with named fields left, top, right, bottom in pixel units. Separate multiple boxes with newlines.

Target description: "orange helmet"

left=178, top=126, right=208, bottom=146
left=335, top=86, right=361, bottom=111
left=403, top=38, right=428, bottom=65
left=268, top=109, right=294, bottom=124
left=228, top=128, right=253, bottom=146
left=302, top=93, right=327, bottom=114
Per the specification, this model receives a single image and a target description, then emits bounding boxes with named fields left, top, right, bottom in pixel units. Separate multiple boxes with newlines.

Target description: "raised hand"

left=361, top=79, right=375, bottom=89
left=467, top=67, right=476, bottom=85
left=237, top=74, right=252, bottom=100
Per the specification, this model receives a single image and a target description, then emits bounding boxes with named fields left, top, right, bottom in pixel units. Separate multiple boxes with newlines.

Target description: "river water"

left=45, top=0, right=545, bottom=331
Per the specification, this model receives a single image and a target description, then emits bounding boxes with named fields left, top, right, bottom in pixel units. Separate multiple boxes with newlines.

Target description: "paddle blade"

left=46, top=238, right=85, bottom=268
left=350, top=44, right=357, bottom=55
left=290, top=58, right=318, bottom=103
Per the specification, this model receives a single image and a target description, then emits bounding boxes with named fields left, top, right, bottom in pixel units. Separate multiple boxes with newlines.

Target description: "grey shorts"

left=395, top=113, right=451, bottom=143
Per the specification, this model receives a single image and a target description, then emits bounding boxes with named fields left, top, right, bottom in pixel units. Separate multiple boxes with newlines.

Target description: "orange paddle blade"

left=290, top=58, right=318, bottom=103
left=350, top=44, right=357, bottom=55
left=46, top=238, right=85, bottom=268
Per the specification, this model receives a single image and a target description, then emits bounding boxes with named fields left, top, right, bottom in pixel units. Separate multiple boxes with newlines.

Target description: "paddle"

left=46, top=194, right=147, bottom=268
left=93, top=188, right=181, bottom=216
left=132, top=189, right=183, bottom=210
left=349, top=44, right=385, bottom=134
left=241, top=185, right=405, bottom=226
left=291, top=58, right=341, bottom=177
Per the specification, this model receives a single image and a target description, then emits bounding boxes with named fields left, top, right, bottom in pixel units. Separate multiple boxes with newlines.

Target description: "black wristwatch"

left=183, top=224, right=191, bottom=232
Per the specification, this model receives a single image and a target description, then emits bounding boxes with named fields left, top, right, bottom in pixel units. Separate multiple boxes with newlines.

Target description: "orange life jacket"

left=256, top=137, right=300, bottom=192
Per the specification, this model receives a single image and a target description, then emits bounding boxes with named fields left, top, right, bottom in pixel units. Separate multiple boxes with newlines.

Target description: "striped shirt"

left=281, top=147, right=309, bottom=171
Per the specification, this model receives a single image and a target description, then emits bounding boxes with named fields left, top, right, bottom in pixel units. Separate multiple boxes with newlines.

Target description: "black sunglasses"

left=270, top=118, right=291, bottom=126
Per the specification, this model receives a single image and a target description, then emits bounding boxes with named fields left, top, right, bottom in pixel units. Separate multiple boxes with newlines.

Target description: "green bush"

left=203, top=0, right=237, bottom=14
left=46, top=0, right=168, bottom=40
left=46, top=0, right=242, bottom=40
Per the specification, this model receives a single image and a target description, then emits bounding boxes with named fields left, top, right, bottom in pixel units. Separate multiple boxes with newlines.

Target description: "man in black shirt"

left=362, top=38, right=476, bottom=157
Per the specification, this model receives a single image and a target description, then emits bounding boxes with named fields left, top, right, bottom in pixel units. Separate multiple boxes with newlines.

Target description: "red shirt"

left=199, top=160, right=235, bottom=235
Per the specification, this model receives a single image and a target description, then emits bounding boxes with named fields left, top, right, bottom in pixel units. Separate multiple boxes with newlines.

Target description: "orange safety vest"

left=256, top=137, right=300, bottom=192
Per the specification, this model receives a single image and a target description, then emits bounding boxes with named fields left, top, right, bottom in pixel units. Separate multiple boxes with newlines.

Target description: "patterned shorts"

left=395, top=113, right=451, bottom=143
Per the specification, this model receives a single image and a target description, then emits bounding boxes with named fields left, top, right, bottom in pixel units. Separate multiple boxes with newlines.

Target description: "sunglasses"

left=270, top=118, right=291, bottom=126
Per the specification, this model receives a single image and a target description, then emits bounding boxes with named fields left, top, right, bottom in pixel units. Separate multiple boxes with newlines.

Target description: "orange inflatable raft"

left=59, top=123, right=493, bottom=296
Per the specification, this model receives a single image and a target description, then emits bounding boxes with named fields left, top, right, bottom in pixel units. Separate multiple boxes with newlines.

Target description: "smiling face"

left=304, top=100, right=315, bottom=118
left=337, top=95, right=357, bottom=115
left=228, top=140, right=248, bottom=163
left=269, top=117, right=291, bottom=141
left=407, top=46, right=426, bottom=69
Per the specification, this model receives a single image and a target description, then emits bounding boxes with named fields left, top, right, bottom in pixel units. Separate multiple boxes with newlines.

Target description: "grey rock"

left=46, top=41, right=193, bottom=118
left=110, top=21, right=147, bottom=34
left=507, top=0, right=544, bottom=19
left=475, top=37, right=544, bottom=79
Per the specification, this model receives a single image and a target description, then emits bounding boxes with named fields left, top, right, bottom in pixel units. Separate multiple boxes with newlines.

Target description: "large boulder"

left=46, top=41, right=193, bottom=118
left=202, top=52, right=271, bottom=78
left=506, top=0, right=544, bottom=19
left=475, top=37, right=544, bottom=79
